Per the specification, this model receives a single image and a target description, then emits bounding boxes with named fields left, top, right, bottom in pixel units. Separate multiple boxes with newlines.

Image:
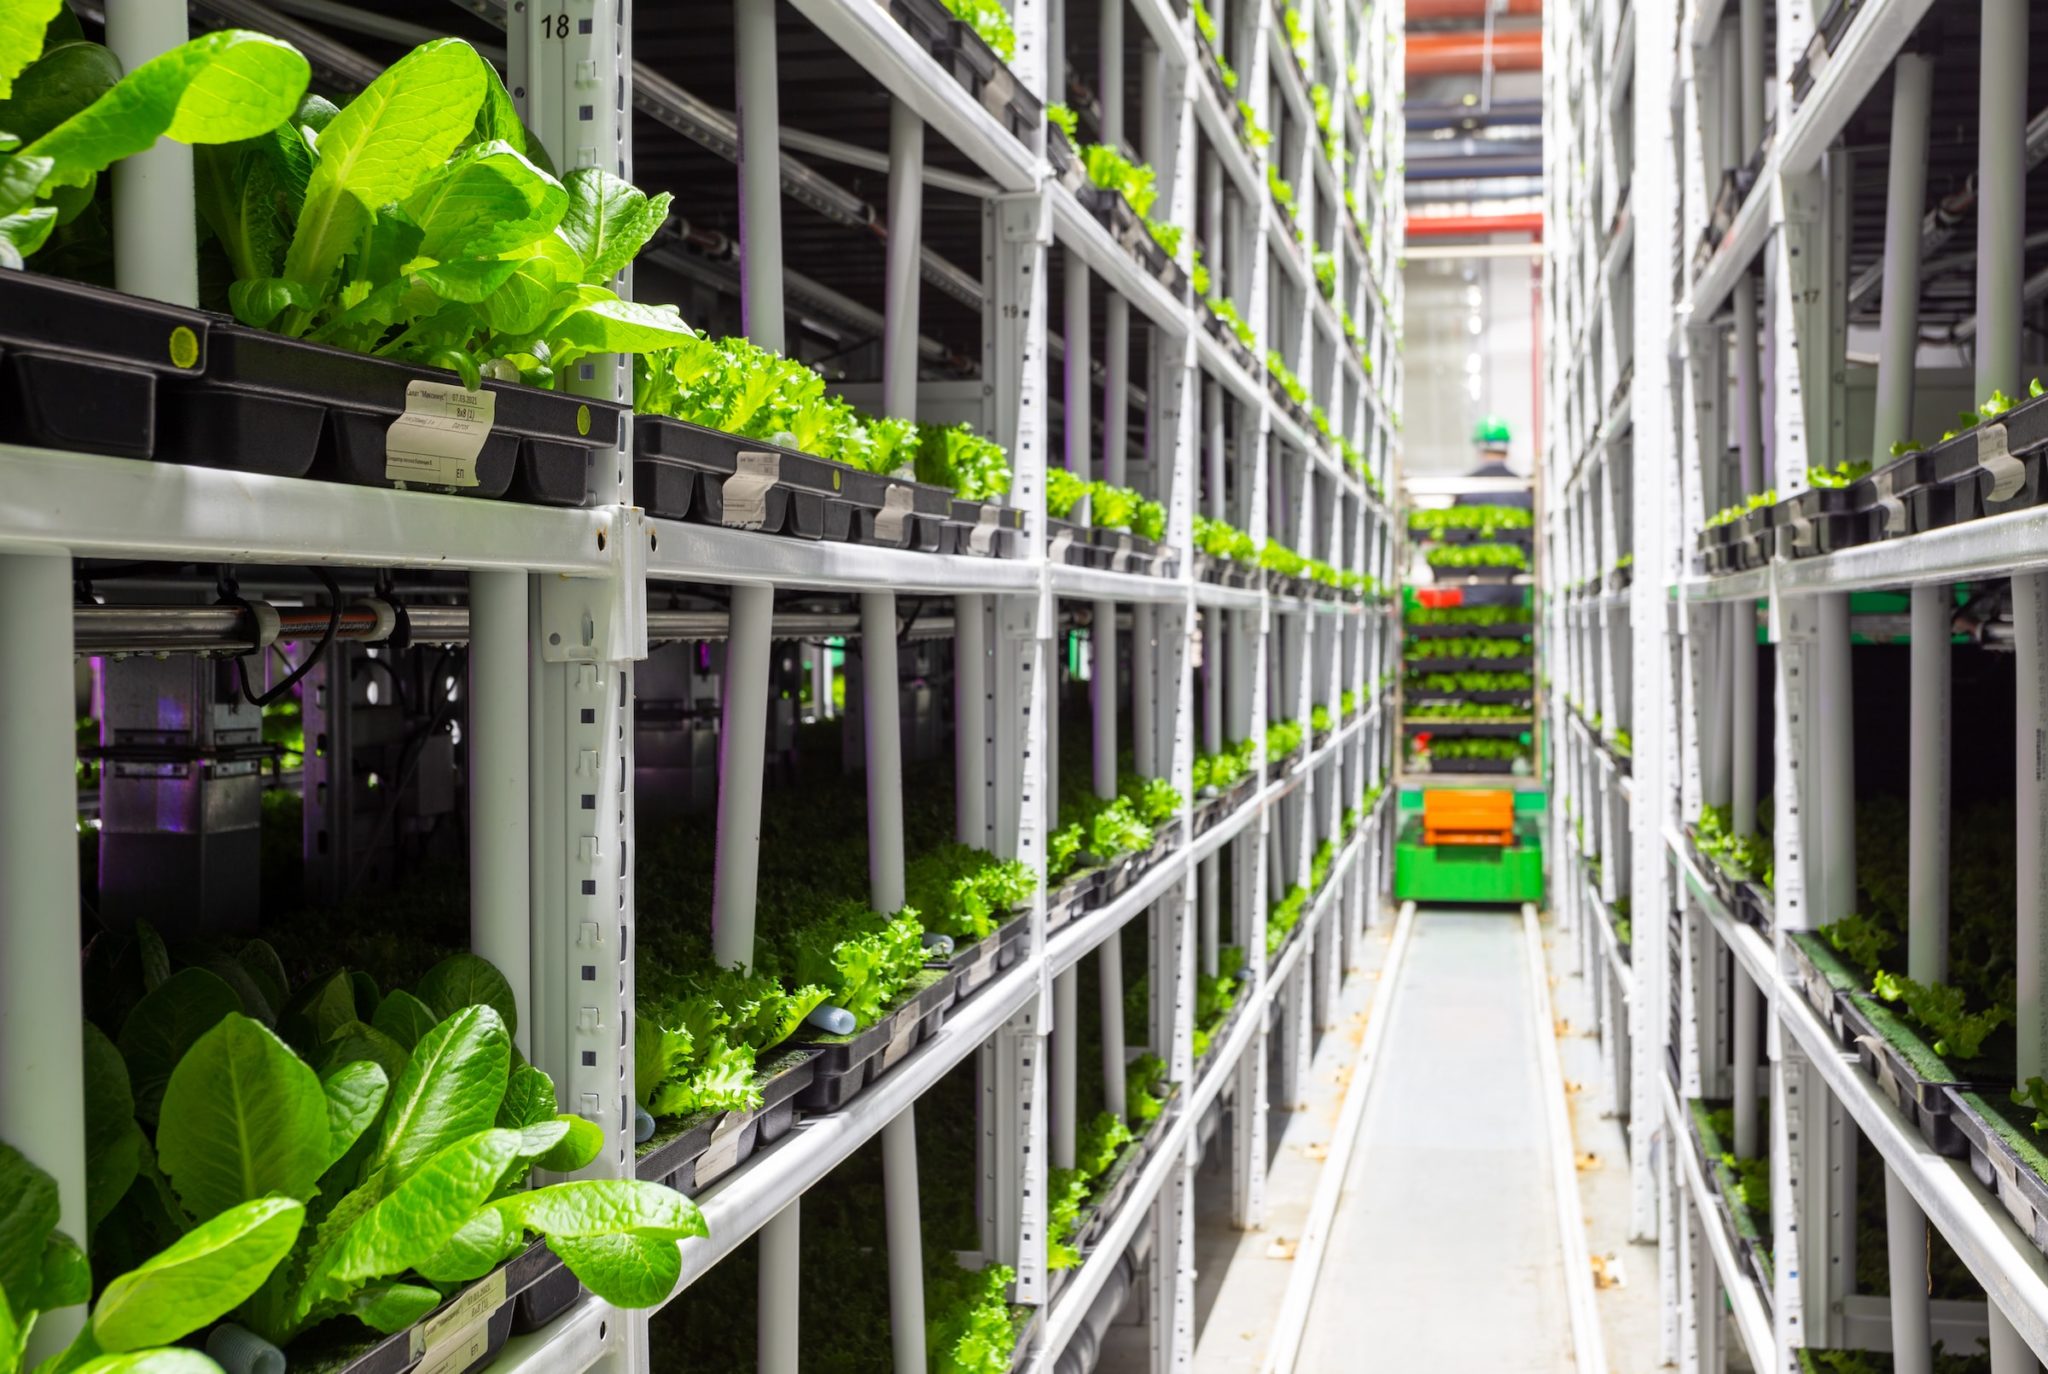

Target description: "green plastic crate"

left=1392, top=811, right=1545, bottom=905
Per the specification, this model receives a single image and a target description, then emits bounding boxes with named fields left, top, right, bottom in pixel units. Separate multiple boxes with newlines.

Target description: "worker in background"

left=1457, top=416, right=1532, bottom=510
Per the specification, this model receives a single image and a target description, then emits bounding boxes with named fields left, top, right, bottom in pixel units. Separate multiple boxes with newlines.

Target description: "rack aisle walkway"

left=1296, top=910, right=1577, bottom=1374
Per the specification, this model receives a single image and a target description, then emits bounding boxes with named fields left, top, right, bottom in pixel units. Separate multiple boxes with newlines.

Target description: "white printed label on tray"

left=722, top=452, right=781, bottom=530
left=968, top=503, right=1001, bottom=555
left=412, top=1321, right=494, bottom=1374
left=697, top=1106, right=751, bottom=1182
left=385, top=381, right=495, bottom=488
left=411, top=1267, right=506, bottom=1362
left=1978, top=423, right=2027, bottom=502
left=874, top=483, right=917, bottom=544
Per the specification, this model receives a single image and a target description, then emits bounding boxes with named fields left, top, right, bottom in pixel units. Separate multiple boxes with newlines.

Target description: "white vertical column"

left=470, top=571, right=531, bottom=1053
left=1731, top=599, right=1756, bottom=838
left=107, top=0, right=197, bottom=308
left=1817, top=594, right=1855, bottom=925
left=759, top=1207, right=800, bottom=1372
left=1976, top=0, right=2028, bottom=401
left=0, top=554, right=86, bottom=1358
left=1054, top=968, right=1078, bottom=1169
left=1099, top=0, right=1124, bottom=147
left=712, top=584, right=775, bottom=973
left=2017, top=573, right=2048, bottom=1086
left=956, top=594, right=988, bottom=845
left=734, top=0, right=785, bottom=351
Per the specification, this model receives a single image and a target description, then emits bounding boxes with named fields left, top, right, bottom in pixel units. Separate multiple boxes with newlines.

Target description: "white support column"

left=713, top=584, right=775, bottom=973
left=1105, top=298, right=1131, bottom=487
left=1094, top=602, right=1119, bottom=800
left=1731, top=598, right=1756, bottom=838
left=1871, top=53, right=1933, bottom=459
left=470, top=571, right=532, bottom=1053
left=1733, top=968, right=1760, bottom=1158
left=862, top=593, right=907, bottom=915
left=1054, top=968, right=1078, bottom=1169
left=1100, top=0, right=1124, bottom=148
left=734, top=0, right=785, bottom=351
left=1101, top=928, right=1129, bottom=1121
left=759, top=1205, right=800, bottom=1374
left=1885, top=1165, right=1934, bottom=1374
left=1976, top=0, right=2028, bottom=400
left=956, top=594, right=988, bottom=845
left=2017, top=573, right=2048, bottom=1085
left=1909, top=583, right=1950, bottom=985
left=0, top=554, right=86, bottom=1358
left=106, top=0, right=197, bottom=309
left=1133, top=602, right=1156, bottom=776
left=1816, top=593, right=1855, bottom=926
left=882, top=1110, right=926, bottom=1374
left=885, top=98, right=925, bottom=423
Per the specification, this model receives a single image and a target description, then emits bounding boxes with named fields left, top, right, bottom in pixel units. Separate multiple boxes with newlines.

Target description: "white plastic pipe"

left=1054, top=969, right=1077, bottom=1169
left=1988, top=1303, right=2037, bottom=1374
left=1885, top=1167, right=1934, bottom=1374
left=107, top=0, right=197, bottom=307
left=1818, top=594, right=1857, bottom=924
left=1093, top=602, right=1118, bottom=800
left=734, top=0, right=785, bottom=351
left=1731, top=599, right=1756, bottom=838
left=1734, top=278, right=1763, bottom=499
left=759, top=1202, right=799, bottom=1374
left=1872, top=54, right=1934, bottom=459
left=1733, top=971, right=1760, bottom=1157
left=714, top=584, right=776, bottom=972
left=1204, top=608, right=1224, bottom=755
left=1738, top=0, right=1764, bottom=160
left=1133, top=603, right=1155, bottom=776
left=954, top=594, right=987, bottom=846
left=469, top=571, right=531, bottom=1051
left=882, top=1110, right=926, bottom=1373
left=1099, top=0, right=1124, bottom=148
left=1048, top=0, right=1065, bottom=106
left=0, top=555, right=86, bottom=1359
left=1201, top=856, right=1220, bottom=978
left=1909, top=585, right=1950, bottom=985
left=1104, top=296, right=1130, bottom=487
left=1205, top=380, right=1226, bottom=520
left=1064, top=251, right=1093, bottom=487
left=1101, top=931, right=1128, bottom=1120
left=884, top=100, right=924, bottom=426
left=862, top=592, right=907, bottom=913
left=2018, top=573, right=2048, bottom=1084
left=1977, top=0, right=2029, bottom=399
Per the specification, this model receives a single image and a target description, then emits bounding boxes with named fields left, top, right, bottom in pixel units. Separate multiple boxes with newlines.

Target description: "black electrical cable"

left=220, top=568, right=343, bottom=708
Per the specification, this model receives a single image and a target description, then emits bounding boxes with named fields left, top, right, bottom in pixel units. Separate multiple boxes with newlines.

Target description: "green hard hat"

left=1473, top=416, right=1512, bottom=446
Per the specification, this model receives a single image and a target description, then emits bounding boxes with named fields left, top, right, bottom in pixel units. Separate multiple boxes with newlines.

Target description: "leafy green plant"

left=1126, top=1054, right=1169, bottom=1126
left=1206, top=293, right=1257, bottom=350
left=0, top=1137, right=297, bottom=1374
left=636, top=965, right=827, bottom=1118
left=905, top=845, right=1036, bottom=944
left=1418, top=737, right=1530, bottom=763
left=1806, top=459, right=1870, bottom=489
left=1046, top=103, right=1078, bottom=143
left=1426, top=542, right=1529, bottom=571
left=917, top=423, right=1013, bottom=501
left=1871, top=972, right=2009, bottom=1060
left=939, top=0, right=1016, bottom=60
left=1192, top=0, right=1221, bottom=47
left=926, top=1255, right=1022, bottom=1374
left=1192, top=738, right=1258, bottom=794
left=1310, top=704, right=1332, bottom=735
left=205, top=39, right=694, bottom=390
left=1046, top=467, right=1088, bottom=519
left=1406, top=701, right=1525, bottom=722
left=1406, top=602, right=1529, bottom=627
left=1264, top=719, right=1306, bottom=762
left=759, top=901, right=927, bottom=1028
left=1407, top=505, right=1533, bottom=535
left=1193, top=515, right=1259, bottom=564
left=1235, top=101, right=1273, bottom=151
left=1404, top=636, right=1529, bottom=662
left=1311, top=248, right=1337, bottom=300
left=1266, top=166, right=1295, bottom=215
left=2, top=16, right=311, bottom=272
left=1192, top=946, right=1247, bottom=1059
left=1405, top=669, right=1534, bottom=695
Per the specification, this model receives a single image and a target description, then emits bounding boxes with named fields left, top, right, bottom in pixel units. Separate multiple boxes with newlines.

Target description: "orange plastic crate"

left=1423, top=789, right=1515, bottom=846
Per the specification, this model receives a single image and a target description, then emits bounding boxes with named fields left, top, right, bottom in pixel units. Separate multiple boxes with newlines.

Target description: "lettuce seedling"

left=0, top=12, right=309, bottom=271
left=202, top=38, right=689, bottom=388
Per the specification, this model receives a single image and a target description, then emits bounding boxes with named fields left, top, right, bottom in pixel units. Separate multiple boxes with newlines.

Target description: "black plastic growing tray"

left=1193, top=993, right=1250, bottom=1085
left=163, top=325, right=622, bottom=503
left=883, top=0, right=1042, bottom=141
left=1074, top=1086, right=1183, bottom=1252
left=1195, top=554, right=1260, bottom=589
left=1405, top=622, right=1534, bottom=639
left=636, top=1048, right=820, bottom=1197
left=947, top=498, right=1027, bottom=557
left=0, top=273, right=622, bottom=505
left=0, top=270, right=211, bottom=461
left=793, top=971, right=958, bottom=1113
left=290, top=1239, right=563, bottom=1374
left=930, top=909, right=1032, bottom=1002
left=1199, top=307, right=1260, bottom=376
left=1790, top=0, right=1864, bottom=102
left=1947, top=1088, right=2048, bottom=1260
left=1784, top=933, right=1859, bottom=1049
left=1734, top=880, right=1774, bottom=935
left=1046, top=515, right=1109, bottom=567
left=1422, top=757, right=1520, bottom=775
left=1935, top=391, right=2048, bottom=526
left=1840, top=991, right=1989, bottom=1160
left=1076, top=187, right=1190, bottom=296
left=1046, top=871, right=1094, bottom=932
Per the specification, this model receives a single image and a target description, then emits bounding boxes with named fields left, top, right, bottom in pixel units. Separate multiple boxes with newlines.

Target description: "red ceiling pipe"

left=1405, top=29, right=1544, bottom=75
left=1405, top=212, right=1544, bottom=238
left=1407, top=0, right=1542, bottom=18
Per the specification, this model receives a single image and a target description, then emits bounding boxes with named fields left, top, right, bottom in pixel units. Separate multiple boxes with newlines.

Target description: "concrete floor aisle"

left=1294, top=908, right=1575, bottom=1373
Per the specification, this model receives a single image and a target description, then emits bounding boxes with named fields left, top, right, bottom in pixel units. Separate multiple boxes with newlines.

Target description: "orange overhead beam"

left=1407, top=0, right=1542, bottom=18
left=1405, top=212, right=1544, bottom=238
left=1405, top=29, right=1544, bottom=75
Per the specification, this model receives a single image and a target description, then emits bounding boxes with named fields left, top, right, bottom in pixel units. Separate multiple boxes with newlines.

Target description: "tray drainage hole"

left=597, top=529, right=608, bottom=552
left=549, top=632, right=562, bottom=646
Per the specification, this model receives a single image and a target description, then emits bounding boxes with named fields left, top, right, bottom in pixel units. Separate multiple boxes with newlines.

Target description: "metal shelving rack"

left=1549, top=0, right=2048, bottom=1369
left=0, top=1, right=1403, bottom=1372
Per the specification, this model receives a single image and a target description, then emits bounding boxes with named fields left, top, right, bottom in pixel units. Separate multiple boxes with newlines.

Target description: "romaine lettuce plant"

left=0, top=10, right=309, bottom=272
left=200, top=38, right=690, bottom=389
left=635, top=966, right=828, bottom=1119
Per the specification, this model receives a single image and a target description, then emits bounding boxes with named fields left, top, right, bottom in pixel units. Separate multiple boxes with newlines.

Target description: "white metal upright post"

left=956, top=593, right=988, bottom=845
left=0, top=553, right=86, bottom=1359
left=713, top=584, right=775, bottom=974
left=1976, top=0, right=2028, bottom=402
left=2017, top=572, right=2048, bottom=1086
left=471, top=571, right=532, bottom=1053
left=1731, top=600, right=1756, bottom=838
left=734, top=0, right=785, bottom=351
left=106, top=0, right=197, bottom=310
